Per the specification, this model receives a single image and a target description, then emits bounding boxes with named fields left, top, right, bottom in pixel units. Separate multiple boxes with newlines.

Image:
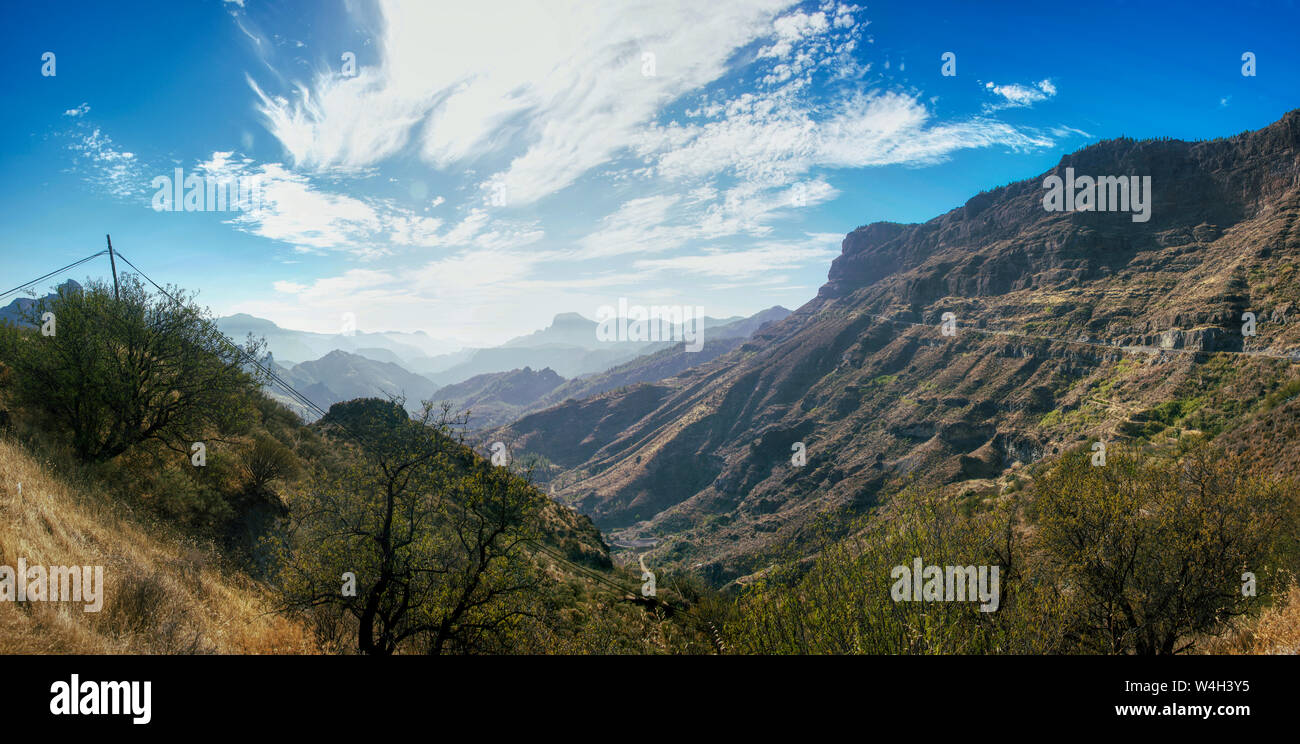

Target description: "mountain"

left=427, top=367, right=567, bottom=429
left=487, top=110, right=1300, bottom=583
left=535, top=307, right=791, bottom=406
left=243, top=305, right=789, bottom=425
left=351, top=347, right=407, bottom=366
left=421, top=343, right=648, bottom=388
left=500, top=310, right=749, bottom=349
left=0, top=280, right=80, bottom=326
left=500, top=312, right=603, bottom=348
left=705, top=305, right=792, bottom=341
left=430, top=307, right=793, bottom=429
left=418, top=310, right=760, bottom=388
left=267, top=350, right=442, bottom=418
left=216, top=313, right=457, bottom=366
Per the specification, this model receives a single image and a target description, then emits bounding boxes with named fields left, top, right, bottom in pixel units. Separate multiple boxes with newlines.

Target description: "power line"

left=0, top=250, right=107, bottom=302
left=111, top=250, right=676, bottom=621
left=2, top=248, right=729, bottom=649
left=112, top=251, right=338, bottom=425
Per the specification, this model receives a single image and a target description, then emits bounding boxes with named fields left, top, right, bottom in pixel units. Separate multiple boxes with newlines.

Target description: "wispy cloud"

left=65, top=124, right=145, bottom=200
left=572, top=5, right=1053, bottom=269
left=632, top=233, right=843, bottom=278
left=982, top=79, right=1057, bottom=110
left=250, top=0, right=802, bottom=205
left=193, top=152, right=543, bottom=257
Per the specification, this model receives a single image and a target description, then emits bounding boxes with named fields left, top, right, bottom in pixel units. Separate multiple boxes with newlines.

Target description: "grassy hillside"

left=0, top=276, right=712, bottom=654
left=0, top=436, right=312, bottom=653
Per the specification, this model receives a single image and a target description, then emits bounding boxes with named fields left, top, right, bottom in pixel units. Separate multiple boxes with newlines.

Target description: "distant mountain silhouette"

left=415, top=309, right=785, bottom=387
left=426, top=307, right=792, bottom=428
left=239, top=305, right=791, bottom=423
left=215, top=313, right=457, bottom=366
left=264, top=350, right=441, bottom=418
left=0, top=280, right=81, bottom=326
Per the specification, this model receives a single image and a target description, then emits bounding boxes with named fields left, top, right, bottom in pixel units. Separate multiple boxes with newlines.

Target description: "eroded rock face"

left=492, top=110, right=1300, bottom=580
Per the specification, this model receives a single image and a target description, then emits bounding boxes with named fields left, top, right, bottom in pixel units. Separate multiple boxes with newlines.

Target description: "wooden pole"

left=106, top=234, right=119, bottom=301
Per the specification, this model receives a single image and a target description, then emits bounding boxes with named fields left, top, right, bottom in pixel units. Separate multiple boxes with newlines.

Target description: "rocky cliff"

left=492, top=110, right=1300, bottom=583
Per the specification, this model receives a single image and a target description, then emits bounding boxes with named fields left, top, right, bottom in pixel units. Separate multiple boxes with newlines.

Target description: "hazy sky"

left=4, top=0, right=1297, bottom=346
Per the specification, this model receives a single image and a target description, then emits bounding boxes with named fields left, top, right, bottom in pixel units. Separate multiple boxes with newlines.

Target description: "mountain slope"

left=273, top=350, right=442, bottom=417
left=429, top=366, right=567, bottom=429
left=492, top=110, right=1300, bottom=582
left=436, top=307, right=792, bottom=429
left=0, top=437, right=312, bottom=653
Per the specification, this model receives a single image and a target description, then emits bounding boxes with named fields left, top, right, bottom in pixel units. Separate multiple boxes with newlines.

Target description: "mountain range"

left=246, top=306, right=790, bottom=425
left=485, top=109, right=1300, bottom=584
left=215, top=313, right=456, bottom=366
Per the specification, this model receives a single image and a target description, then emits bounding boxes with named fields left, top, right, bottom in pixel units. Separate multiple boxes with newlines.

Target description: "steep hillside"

left=493, top=110, right=1300, bottom=582
left=429, top=367, right=567, bottom=431
left=0, top=437, right=313, bottom=653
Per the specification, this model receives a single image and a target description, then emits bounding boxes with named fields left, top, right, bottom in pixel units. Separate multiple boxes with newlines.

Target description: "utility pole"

left=106, top=234, right=119, bottom=301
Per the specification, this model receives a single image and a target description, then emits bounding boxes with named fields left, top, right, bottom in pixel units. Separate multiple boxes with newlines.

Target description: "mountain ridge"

left=490, top=108, right=1300, bottom=582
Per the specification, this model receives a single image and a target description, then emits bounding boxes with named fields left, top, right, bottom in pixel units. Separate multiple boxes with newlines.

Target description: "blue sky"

left=3, top=0, right=1298, bottom=348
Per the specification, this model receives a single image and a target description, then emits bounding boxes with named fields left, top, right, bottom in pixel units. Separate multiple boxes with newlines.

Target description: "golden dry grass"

left=1239, top=583, right=1300, bottom=655
left=0, top=436, right=315, bottom=654
left=1198, top=581, right=1300, bottom=655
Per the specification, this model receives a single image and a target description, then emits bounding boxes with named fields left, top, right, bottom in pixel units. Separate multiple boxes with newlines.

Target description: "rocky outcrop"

left=492, top=109, right=1300, bottom=580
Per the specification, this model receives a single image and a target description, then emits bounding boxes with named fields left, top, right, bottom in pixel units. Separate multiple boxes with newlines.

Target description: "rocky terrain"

left=490, top=110, right=1300, bottom=583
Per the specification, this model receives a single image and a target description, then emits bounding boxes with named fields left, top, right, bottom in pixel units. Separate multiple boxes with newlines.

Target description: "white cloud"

left=242, top=246, right=597, bottom=343
left=759, top=9, right=832, bottom=60
left=63, top=103, right=90, bottom=117
left=66, top=126, right=143, bottom=199
left=251, top=0, right=801, bottom=205
left=583, top=5, right=1052, bottom=267
left=585, top=86, right=1050, bottom=264
left=646, top=90, right=1048, bottom=185
left=982, top=78, right=1057, bottom=110
left=632, top=233, right=842, bottom=278
left=193, top=152, right=543, bottom=256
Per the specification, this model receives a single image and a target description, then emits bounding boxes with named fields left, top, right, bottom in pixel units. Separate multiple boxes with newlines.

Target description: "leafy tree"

left=1033, top=444, right=1294, bottom=654
left=238, top=434, right=300, bottom=494
left=0, top=276, right=264, bottom=462
left=275, top=399, right=547, bottom=654
left=722, top=493, right=1064, bottom=654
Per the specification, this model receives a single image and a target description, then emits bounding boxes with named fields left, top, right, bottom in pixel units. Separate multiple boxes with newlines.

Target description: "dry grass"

left=1198, top=581, right=1300, bottom=655
left=1238, top=583, right=1300, bottom=655
left=0, top=436, right=315, bottom=654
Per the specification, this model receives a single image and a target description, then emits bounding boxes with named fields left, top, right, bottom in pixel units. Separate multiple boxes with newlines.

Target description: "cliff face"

left=494, top=110, right=1300, bottom=583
